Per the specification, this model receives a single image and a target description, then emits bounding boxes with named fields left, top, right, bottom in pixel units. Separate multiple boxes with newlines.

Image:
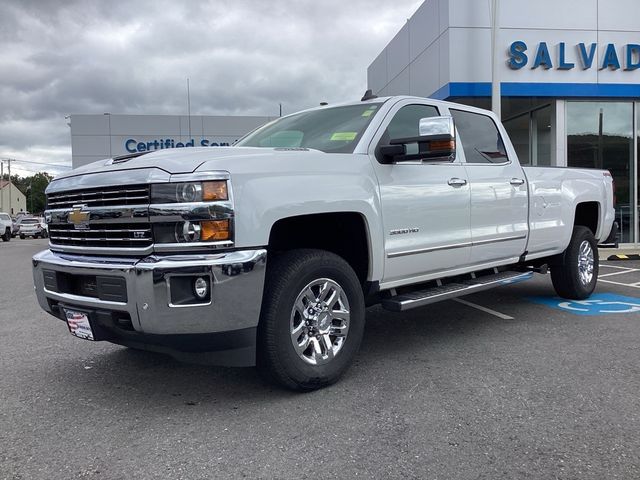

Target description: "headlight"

left=151, top=181, right=228, bottom=203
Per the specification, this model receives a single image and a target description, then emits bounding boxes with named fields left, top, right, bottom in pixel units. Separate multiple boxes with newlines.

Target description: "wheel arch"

left=573, top=201, right=600, bottom=237
left=267, top=212, right=372, bottom=286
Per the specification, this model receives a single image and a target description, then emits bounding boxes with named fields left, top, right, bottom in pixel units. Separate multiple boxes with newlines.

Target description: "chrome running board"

left=381, top=271, right=533, bottom=312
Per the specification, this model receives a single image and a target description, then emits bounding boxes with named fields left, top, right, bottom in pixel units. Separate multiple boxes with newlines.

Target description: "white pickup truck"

left=32, top=95, right=616, bottom=390
left=0, top=212, right=12, bottom=242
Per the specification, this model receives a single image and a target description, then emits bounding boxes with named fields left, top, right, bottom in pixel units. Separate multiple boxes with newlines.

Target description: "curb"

left=607, top=254, right=640, bottom=261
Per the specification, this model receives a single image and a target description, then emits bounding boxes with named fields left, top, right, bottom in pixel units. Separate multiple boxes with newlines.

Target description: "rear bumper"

left=32, top=248, right=267, bottom=366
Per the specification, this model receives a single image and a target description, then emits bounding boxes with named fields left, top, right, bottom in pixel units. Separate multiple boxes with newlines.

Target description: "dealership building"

left=368, top=0, right=640, bottom=245
left=69, top=113, right=276, bottom=169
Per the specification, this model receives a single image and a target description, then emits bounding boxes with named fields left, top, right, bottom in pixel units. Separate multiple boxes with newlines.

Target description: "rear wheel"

left=257, top=249, right=365, bottom=391
left=551, top=226, right=598, bottom=299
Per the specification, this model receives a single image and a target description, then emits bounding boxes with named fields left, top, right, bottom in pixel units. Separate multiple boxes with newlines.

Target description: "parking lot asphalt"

left=1, top=239, right=639, bottom=480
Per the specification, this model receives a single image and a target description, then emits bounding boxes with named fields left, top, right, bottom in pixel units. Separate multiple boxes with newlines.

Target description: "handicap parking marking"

left=527, top=293, right=640, bottom=316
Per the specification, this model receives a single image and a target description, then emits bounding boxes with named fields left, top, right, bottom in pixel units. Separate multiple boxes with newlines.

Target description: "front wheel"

left=551, top=226, right=599, bottom=299
left=257, top=249, right=365, bottom=391
left=1, top=228, right=9, bottom=242
left=19, top=234, right=25, bottom=239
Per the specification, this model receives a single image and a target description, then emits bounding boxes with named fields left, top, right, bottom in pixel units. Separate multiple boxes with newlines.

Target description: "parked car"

left=38, top=217, right=48, bottom=238
left=0, top=212, right=11, bottom=242
left=16, top=217, right=45, bottom=239
left=32, top=94, right=616, bottom=390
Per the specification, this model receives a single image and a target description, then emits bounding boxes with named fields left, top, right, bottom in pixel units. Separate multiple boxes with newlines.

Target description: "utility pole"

left=491, top=0, right=501, bottom=119
left=1, top=161, right=3, bottom=212
left=7, top=158, right=11, bottom=215
left=187, top=78, right=192, bottom=140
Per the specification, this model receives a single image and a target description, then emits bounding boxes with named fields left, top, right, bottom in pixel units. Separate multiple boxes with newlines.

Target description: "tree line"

left=1, top=172, right=52, bottom=215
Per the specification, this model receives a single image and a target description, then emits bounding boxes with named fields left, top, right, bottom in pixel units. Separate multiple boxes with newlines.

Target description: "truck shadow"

left=46, top=282, right=555, bottom=407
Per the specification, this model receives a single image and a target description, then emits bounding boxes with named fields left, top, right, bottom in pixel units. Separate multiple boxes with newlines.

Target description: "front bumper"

left=32, top=248, right=267, bottom=366
left=20, top=229, right=44, bottom=237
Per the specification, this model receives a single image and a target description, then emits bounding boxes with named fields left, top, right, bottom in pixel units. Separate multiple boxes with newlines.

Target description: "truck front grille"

left=46, top=185, right=150, bottom=209
left=48, top=223, right=152, bottom=249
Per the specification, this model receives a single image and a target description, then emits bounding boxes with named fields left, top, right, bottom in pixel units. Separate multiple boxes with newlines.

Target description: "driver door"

left=369, top=101, right=472, bottom=287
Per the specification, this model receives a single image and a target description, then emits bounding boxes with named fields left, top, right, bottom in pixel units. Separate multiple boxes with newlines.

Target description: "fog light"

left=194, top=277, right=208, bottom=299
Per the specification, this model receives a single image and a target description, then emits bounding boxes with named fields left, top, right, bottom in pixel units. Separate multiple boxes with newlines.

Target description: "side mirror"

left=379, top=116, right=456, bottom=164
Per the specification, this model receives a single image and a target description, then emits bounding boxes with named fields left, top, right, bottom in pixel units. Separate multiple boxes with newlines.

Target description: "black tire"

left=1, top=228, right=9, bottom=242
left=19, top=234, right=25, bottom=240
left=257, top=249, right=365, bottom=391
left=551, top=226, right=599, bottom=299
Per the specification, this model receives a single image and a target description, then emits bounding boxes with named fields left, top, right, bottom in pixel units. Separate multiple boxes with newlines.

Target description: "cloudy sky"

left=0, top=0, right=422, bottom=177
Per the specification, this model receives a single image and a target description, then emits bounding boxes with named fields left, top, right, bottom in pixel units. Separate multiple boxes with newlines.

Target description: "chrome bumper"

left=32, top=248, right=267, bottom=336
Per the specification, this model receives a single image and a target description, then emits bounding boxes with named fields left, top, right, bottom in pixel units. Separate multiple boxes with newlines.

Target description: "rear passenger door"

left=448, top=108, right=528, bottom=265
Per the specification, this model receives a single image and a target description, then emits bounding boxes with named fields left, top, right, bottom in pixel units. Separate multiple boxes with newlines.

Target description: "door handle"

left=510, top=178, right=525, bottom=186
left=447, top=177, right=467, bottom=187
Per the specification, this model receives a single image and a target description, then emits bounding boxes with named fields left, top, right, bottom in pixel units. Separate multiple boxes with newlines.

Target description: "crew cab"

left=32, top=95, right=616, bottom=391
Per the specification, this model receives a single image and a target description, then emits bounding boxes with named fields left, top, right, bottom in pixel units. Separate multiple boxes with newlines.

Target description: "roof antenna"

left=361, top=89, right=377, bottom=101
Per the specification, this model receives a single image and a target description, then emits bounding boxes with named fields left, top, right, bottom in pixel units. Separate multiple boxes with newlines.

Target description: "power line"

left=1, top=158, right=71, bottom=169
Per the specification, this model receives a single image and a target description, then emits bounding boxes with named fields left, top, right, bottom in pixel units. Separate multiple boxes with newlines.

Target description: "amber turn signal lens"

left=202, top=181, right=228, bottom=201
left=430, top=140, right=455, bottom=152
left=200, top=219, right=230, bottom=241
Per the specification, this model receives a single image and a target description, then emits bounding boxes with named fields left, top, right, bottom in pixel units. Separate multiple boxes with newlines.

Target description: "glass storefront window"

left=567, top=101, right=635, bottom=243
left=502, top=104, right=551, bottom=166
left=533, top=106, right=551, bottom=166
left=636, top=102, right=640, bottom=245
left=503, top=113, right=530, bottom=164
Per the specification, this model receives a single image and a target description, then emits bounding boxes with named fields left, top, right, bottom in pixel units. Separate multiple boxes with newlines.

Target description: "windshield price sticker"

left=330, top=132, right=357, bottom=141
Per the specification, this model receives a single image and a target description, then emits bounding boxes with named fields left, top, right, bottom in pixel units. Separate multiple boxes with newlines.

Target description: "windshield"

left=236, top=103, right=383, bottom=153
left=21, top=218, right=38, bottom=224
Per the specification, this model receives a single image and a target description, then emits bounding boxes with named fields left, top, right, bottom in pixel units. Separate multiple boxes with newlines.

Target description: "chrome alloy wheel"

left=577, top=240, right=595, bottom=286
left=290, top=278, right=350, bottom=366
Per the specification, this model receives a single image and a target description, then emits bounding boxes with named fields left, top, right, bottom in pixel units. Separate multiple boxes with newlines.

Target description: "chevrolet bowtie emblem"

left=68, top=205, right=90, bottom=230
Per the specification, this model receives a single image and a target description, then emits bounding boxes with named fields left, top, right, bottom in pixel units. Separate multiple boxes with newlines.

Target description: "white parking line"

left=599, top=279, right=640, bottom=289
left=600, top=269, right=640, bottom=278
left=453, top=298, right=514, bottom=320
left=600, top=264, right=637, bottom=270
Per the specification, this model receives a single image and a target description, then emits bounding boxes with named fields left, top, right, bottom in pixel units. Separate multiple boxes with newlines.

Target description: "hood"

left=55, top=147, right=297, bottom=180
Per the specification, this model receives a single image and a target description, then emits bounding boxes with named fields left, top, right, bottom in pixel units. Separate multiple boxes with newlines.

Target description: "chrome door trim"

left=387, top=234, right=527, bottom=258
left=387, top=241, right=472, bottom=258
left=471, top=234, right=527, bottom=246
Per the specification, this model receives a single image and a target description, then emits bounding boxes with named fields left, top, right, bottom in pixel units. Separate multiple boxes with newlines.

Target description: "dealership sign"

left=508, top=41, right=640, bottom=70
left=125, top=138, right=232, bottom=153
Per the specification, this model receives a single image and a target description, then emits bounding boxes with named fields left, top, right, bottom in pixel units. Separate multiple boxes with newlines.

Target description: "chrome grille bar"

left=48, top=219, right=153, bottom=250
left=46, top=185, right=150, bottom=209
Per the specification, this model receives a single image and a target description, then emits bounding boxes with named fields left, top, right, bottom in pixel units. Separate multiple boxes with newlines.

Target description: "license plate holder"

left=63, top=308, right=95, bottom=341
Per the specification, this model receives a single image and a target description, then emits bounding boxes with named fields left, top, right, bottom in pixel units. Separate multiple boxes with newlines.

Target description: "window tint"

left=377, top=104, right=440, bottom=160
left=450, top=109, right=508, bottom=164
left=385, top=104, right=439, bottom=141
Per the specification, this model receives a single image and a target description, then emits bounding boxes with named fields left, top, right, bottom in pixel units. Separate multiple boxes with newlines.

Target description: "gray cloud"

left=0, top=0, right=421, bottom=176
